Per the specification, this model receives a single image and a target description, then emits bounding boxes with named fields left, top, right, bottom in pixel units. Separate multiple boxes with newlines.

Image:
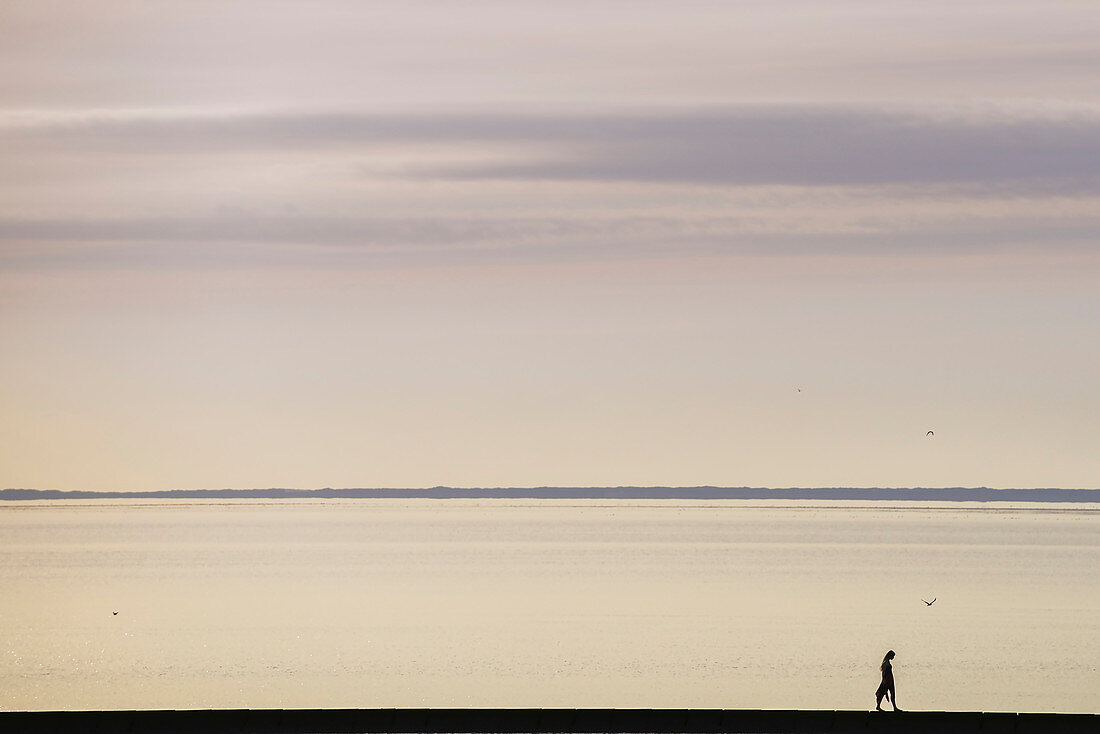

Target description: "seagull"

left=922, top=598, right=936, bottom=606
left=926, top=430, right=934, bottom=437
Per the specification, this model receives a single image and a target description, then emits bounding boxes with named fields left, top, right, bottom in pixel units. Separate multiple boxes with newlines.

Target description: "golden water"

left=1, top=499, right=1096, bottom=712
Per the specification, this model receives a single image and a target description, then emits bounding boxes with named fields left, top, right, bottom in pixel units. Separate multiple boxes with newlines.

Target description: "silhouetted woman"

left=875, top=650, right=901, bottom=711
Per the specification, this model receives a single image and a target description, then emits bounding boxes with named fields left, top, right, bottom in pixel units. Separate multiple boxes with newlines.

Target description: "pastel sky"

left=2, top=1, right=1099, bottom=491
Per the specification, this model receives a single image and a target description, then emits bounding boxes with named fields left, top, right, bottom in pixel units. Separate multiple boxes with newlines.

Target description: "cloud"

left=4, top=105, right=1099, bottom=268
left=417, top=108, right=1100, bottom=188
left=6, top=105, right=1100, bottom=189
left=3, top=212, right=1098, bottom=271
left=0, top=215, right=652, bottom=248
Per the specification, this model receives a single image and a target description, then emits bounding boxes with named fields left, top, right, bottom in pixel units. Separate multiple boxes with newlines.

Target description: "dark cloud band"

left=7, top=106, right=1100, bottom=187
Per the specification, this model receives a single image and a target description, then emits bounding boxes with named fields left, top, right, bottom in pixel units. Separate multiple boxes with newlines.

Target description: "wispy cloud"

left=6, top=105, right=1100, bottom=189
left=4, top=212, right=1098, bottom=271
left=4, top=104, right=1100, bottom=268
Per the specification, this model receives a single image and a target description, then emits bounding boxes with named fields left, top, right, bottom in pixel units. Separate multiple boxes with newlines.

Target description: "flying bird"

left=926, top=430, right=934, bottom=437
left=922, top=598, right=936, bottom=606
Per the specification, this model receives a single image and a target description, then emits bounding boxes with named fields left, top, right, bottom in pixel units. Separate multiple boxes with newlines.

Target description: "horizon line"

left=2, top=486, right=1098, bottom=503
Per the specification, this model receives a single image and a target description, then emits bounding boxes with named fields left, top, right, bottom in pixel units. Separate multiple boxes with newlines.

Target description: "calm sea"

left=1, top=499, right=1097, bottom=713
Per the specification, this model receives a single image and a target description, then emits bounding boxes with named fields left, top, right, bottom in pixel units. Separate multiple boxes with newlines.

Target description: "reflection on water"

left=1, top=499, right=1097, bottom=712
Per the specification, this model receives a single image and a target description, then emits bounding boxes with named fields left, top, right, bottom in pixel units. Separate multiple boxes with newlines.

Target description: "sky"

left=2, top=1, right=1099, bottom=491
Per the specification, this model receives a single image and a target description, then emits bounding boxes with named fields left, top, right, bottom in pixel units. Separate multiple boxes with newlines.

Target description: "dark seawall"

left=1, top=709, right=1097, bottom=734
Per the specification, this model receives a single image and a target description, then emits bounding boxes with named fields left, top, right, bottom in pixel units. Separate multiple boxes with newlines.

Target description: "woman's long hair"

left=880, top=650, right=895, bottom=671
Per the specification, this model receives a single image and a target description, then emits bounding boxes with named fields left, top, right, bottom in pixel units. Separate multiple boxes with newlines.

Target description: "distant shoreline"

left=2, top=486, right=1098, bottom=502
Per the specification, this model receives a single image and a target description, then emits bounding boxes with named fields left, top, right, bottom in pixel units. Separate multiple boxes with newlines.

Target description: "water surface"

left=1, top=499, right=1096, bottom=712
